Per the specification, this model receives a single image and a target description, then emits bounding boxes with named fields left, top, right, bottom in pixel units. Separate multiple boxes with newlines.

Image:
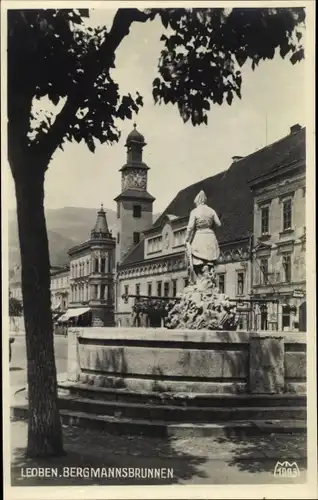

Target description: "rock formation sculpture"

left=165, top=265, right=238, bottom=330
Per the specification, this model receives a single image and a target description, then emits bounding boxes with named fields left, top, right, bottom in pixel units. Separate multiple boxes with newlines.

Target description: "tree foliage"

left=152, top=8, right=305, bottom=125
left=8, top=7, right=305, bottom=163
left=8, top=9, right=147, bottom=168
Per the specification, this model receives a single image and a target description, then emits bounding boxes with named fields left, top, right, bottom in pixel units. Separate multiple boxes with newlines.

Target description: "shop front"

left=251, top=288, right=305, bottom=332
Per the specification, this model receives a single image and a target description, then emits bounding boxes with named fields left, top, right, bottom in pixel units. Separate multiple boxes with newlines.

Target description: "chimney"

left=232, top=156, right=243, bottom=163
left=290, top=124, right=302, bottom=134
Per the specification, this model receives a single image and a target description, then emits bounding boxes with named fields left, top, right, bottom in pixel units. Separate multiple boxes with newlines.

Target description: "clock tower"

left=114, top=124, right=155, bottom=264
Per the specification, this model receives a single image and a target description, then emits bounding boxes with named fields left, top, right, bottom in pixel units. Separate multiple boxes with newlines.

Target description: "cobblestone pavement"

left=10, top=420, right=307, bottom=486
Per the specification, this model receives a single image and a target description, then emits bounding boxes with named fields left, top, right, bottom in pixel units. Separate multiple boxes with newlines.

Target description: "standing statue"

left=185, top=190, right=221, bottom=284
left=165, top=190, right=237, bottom=330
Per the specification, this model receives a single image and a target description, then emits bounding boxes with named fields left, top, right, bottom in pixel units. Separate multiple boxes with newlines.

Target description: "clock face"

left=122, top=169, right=147, bottom=190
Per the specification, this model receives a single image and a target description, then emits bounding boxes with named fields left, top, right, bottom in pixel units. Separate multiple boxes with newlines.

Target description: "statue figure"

left=185, top=190, right=221, bottom=284
left=165, top=189, right=238, bottom=331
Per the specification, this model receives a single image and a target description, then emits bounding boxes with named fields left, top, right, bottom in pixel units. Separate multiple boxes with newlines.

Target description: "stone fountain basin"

left=67, top=328, right=306, bottom=396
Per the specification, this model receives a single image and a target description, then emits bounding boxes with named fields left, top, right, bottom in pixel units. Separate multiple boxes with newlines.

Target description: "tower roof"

left=91, top=204, right=111, bottom=238
left=114, top=189, right=155, bottom=203
left=125, top=123, right=146, bottom=146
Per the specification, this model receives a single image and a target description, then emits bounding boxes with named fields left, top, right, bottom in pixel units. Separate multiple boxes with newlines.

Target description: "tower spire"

left=91, top=205, right=111, bottom=239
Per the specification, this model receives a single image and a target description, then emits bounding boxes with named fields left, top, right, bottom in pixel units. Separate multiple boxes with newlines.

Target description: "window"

left=172, top=280, right=177, bottom=297
left=261, top=206, right=269, bottom=235
left=237, top=272, right=245, bottom=296
left=164, top=282, right=169, bottom=297
left=282, top=254, right=292, bottom=282
left=117, top=203, right=120, bottom=219
left=135, top=283, right=140, bottom=296
left=260, top=258, right=269, bottom=284
left=124, top=285, right=129, bottom=297
left=173, top=229, right=186, bottom=247
left=133, top=205, right=142, bottom=218
left=147, top=236, right=163, bottom=254
left=108, top=254, right=112, bottom=273
left=147, top=282, right=152, bottom=297
left=100, top=258, right=106, bottom=273
left=260, top=305, right=268, bottom=330
left=101, top=284, right=106, bottom=299
left=117, top=232, right=120, bottom=244
left=94, top=258, right=99, bottom=273
left=218, top=274, right=225, bottom=293
left=133, top=232, right=140, bottom=245
left=282, top=306, right=291, bottom=329
left=283, top=199, right=292, bottom=230
left=157, top=281, right=162, bottom=297
left=93, top=284, right=98, bottom=299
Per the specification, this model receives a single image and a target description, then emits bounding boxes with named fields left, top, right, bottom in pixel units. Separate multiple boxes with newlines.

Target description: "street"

left=10, top=419, right=307, bottom=486
left=10, top=333, right=68, bottom=391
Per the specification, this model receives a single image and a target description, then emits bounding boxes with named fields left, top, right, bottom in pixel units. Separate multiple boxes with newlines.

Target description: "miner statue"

left=185, top=190, right=221, bottom=284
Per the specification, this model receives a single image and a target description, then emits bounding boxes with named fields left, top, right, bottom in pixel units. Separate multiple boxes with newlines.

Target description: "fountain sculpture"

left=165, top=190, right=238, bottom=330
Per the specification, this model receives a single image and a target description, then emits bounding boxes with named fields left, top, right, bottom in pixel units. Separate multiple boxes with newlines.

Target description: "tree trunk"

left=14, top=163, right=64, bottom=457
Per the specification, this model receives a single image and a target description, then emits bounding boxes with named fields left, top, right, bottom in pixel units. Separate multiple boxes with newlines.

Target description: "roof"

left=120, top=237, right=146, bottom=267
left=154, top=169, right=227, bottom=229
left=9, top=265, right=70, bottom=285
left=50, top=266, right=70, bottom=277
left=119, top=126, right=305, bottom=268
left=114, top=189, right=155, bottom=202
left=119, top=162, right=150, bottom=172
left=125, top=124, right=145, bottom=145
left=91, top=205, right=110, bottom=236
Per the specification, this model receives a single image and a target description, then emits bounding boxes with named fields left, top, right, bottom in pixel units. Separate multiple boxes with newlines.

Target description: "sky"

left=6, top=8, right=306, bottom=215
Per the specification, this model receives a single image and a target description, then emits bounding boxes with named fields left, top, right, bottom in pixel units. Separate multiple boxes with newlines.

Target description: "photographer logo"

left=273, top=461, right=300, bottom=478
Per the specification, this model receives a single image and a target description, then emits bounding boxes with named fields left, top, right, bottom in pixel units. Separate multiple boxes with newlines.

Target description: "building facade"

left=50, top=266, right=70, bottom=312
left=250, top=126, right=306, bottom=331
left=9, top=265, right=66, bottom=305
left=68, top=206, right=116, bottom=326
left=9, top=265, right=22, bottom=301
left=116, top=222, right=251, bottom=327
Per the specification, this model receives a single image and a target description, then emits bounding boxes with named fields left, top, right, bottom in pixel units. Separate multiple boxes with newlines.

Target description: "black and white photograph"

left=3, top=2, right=316, bottom=499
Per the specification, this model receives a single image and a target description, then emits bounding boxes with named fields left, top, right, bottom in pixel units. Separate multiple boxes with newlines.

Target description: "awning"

left=58, top=307, right=90, bottom=322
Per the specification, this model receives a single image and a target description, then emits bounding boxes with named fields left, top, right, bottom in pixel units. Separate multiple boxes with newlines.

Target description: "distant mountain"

left=9, top=206, right=160, bottom=268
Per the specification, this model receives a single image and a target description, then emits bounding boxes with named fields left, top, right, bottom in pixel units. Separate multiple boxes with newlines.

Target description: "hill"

left=9, top=207, right=160, bottom=268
